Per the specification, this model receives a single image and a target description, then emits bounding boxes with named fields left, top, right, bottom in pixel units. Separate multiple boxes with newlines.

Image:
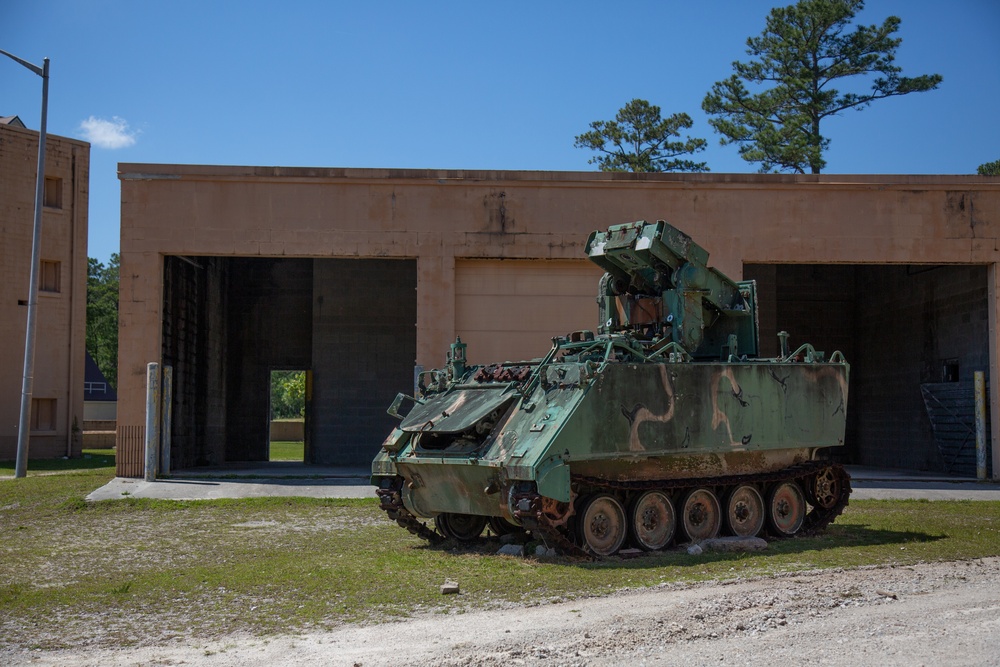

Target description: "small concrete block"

left=497, top=544, right=525, bottom=557
left=534, top=545, right=557, bottom=557
left=687, top=544, right=704, bottom=556
left=701, top=536, right=768, bottom=553
left=440, top=581, right=460, bottom=595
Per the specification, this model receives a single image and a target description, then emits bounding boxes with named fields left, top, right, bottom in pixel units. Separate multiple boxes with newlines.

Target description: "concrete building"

left=116, top=165, right=999, bottom=479
left=83, top=351, right=117, bottom=421
left=82, top=352, right=117, bottom=450
left=0, top=118, right=89, bottom=460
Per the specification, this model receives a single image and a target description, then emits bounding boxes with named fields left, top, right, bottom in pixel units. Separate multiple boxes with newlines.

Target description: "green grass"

left=1, top=458, right=999, bottom=651
left=0, top=448, right=116, bottom=475
left=269, top=440, right=304, bottom=461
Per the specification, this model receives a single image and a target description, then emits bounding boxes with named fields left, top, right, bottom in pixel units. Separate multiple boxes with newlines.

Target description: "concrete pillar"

left=989, top=263, right=1000, bottom=480
left=144, top=362, right=160, bottom=482
left=416, top=254, right=455, bottom=372
left=160, top=365, right=173, bottom=476
left=116, top=252, right=164, bottom=477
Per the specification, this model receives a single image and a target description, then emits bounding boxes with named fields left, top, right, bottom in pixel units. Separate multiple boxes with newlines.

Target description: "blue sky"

left=3, top=1, right=998, bottom=263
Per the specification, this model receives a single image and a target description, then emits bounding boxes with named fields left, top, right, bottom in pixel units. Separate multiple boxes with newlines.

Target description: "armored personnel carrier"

left=373, top=220, right=850, bottom=556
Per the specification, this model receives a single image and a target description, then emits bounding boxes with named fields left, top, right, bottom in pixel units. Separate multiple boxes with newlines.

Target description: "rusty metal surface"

left=516, top=462, right=852, bottom=559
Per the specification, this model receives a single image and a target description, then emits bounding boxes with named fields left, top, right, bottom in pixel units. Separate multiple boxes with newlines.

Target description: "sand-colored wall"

left=117, top=166, right=1000, bottom=474
left=0, top=124, right=89, bottom=460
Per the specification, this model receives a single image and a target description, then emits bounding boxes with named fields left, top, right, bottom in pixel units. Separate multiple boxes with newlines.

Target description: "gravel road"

left=9, top=557, right=1000, bottom=667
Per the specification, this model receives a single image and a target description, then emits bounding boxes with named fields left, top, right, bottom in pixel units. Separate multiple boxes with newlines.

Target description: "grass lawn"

left=269, top=440, right=304, bottom=461
left=2, top=454, right=999, bottom=650
left=0, top=447, right=116, bottom=475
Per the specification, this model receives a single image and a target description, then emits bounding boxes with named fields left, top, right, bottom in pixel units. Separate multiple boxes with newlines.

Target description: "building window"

left=40, top=260, right=61, bottom=293
left=44, top=176, right=63, bottom=209
left=31, top=398, right=57, bottom=432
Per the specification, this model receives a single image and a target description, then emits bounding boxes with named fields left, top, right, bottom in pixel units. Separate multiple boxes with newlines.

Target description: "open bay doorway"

left=269, top=369, right=310, bottom=463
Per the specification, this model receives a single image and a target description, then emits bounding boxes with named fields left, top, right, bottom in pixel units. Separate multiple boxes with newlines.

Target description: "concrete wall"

left=157, top=256, right=415, bottom=467
left=117, top=166, right=1000, bottom=476
left=1, top=123, right=89, bottom=461
left=83, top=402, right=117, bottom=421
left=270, top=420, right=304, bottom=442
left=161, top=256, right=316, bottom=468
left=853, top=265, right=989, bottom=471
left=161, top=255, right=227, bottom=470
left=310, top=258, right=416, bottom=465
left=746, top=264, right=989, bottom=471
left=224, top=258, right=313, bottom=461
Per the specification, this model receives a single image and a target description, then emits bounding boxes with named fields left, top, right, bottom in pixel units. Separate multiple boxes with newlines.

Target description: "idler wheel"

left=435, top=513, right=487, bottom=541
left=681, top=488, right=721, bottom=542
left=725, top=484, right=765, bottom=537
left=629, top=490, right=676, bottom=550
left=808, top=467, right=842, bottom=509
left=578, top=494, right=627, bottom=556
left=767, top=481, right=806, bottom=537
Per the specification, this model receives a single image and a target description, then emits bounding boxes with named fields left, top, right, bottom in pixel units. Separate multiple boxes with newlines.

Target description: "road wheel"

left=767, top=481, right=806, bottom=537
left=725, top=484, right=765, bottom=537
left=578, top=494, right=627, bottom=556
left=435, top=513, right=487, bottom=541
left=681, top=488, right=721, bottom=542
left=630, top=490, right=676, bottom=550
left=488, top=515, right=521, bottom=536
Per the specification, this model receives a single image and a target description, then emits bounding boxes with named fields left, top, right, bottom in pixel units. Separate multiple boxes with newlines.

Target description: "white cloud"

left=78, top=116, right=138, bottom=149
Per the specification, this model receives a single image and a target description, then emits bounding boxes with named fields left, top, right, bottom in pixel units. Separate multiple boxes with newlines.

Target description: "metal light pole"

left=1, top=49, right=50, bottom=479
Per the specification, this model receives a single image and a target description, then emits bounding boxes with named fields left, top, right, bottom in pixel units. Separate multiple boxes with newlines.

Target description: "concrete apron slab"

left=86, top=477, right=377, bottom=501
left=86, top=464, right=374, bottom=502
left=85, top=464, right=1000, bottom=502
left=850, top=482, right=1000, bottom=501
left=847, top=465, right=1000, bottom=501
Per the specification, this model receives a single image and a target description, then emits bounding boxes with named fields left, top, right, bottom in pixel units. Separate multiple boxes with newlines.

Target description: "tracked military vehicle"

left=373, top=220, right=850, bottom=556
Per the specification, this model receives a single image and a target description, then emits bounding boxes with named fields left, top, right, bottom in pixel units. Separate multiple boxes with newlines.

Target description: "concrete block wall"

left=853, top=265, right=988, bottom=470
left=160, top=255, right=415, bottom=468
left=82, top=418, right=116, bottom=450
left=310, top=258, right=416, bottom=465
left=224, top=258, right=313, bottom=461
left=204, top=258, right=229, bottom=461
left=83, top=431, right=116, bottom=449
left=163, top=256, right=316, bottom=470
left=270, top=420, right=304, bottom=441
left=929, top=266, right=991, bottom=376
left=163, top=255, right=219, bottom=469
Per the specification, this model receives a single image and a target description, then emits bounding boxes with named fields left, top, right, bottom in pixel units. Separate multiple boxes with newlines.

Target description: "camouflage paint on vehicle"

left=373, top=220, right=851, bottom=556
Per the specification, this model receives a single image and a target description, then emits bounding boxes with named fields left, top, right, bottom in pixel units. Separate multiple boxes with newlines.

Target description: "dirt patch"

left=7, top=557, right=999, bottom=666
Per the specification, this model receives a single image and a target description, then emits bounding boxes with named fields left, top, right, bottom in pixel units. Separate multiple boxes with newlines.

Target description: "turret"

left=586, top=220, right=758, bottom=359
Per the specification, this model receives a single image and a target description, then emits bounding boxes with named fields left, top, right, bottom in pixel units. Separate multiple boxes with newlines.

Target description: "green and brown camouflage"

left=373, top=220, right=851, bottom=556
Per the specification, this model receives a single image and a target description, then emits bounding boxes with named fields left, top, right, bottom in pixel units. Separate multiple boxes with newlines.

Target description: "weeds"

left=109, top=582, right=133, bottom=596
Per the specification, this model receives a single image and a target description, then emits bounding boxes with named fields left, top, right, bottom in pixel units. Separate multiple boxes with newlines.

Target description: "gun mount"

left=588, top=220, right=756, bottom=359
